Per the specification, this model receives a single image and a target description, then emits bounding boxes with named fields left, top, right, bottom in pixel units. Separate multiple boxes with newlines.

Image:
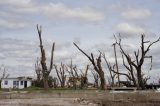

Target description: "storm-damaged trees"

left=115, top=34, right=160, bottom=89
left=101, top=52, right=116, bottom=87
left=73, top=43, right=106, bottom=90
left=37, top=25, right=55, bottom=90
left=54, top=63, right=67, bottom=88
left=35, top=58, right=42, bottom=82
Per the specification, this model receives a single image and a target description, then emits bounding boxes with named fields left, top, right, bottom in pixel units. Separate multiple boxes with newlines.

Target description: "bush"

left=32, top=76, right=54, bottom=88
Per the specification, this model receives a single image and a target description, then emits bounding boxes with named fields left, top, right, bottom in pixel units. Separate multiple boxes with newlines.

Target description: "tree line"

left=35, top=25, right=160, bottom=90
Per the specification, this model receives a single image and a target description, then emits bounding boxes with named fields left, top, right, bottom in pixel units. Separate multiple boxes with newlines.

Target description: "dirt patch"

left=0, top=98, right=85, bottom=106
left=102, top=100, right=160, bottom=106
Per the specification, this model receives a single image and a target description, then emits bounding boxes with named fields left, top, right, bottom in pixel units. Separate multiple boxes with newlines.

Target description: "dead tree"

left=66, top=59, right=77, bottom=89
left=54, top=63, right=67, bottom=88
left=91, top=69, right=99, bottom=88
left=79, top=65, right=89, bottom=89
left=35, top=58, right=42, bottom=82
left=121, top=54, right=137, bottom=86
left=116, top=34, right=160, bottom=89
left=101, top=52, right=116, bottom=87
left=37, top=25, right=55, bottom=90
left=111, top=53, right=137, bottom=87
left=112, top=43, right=120, bottom=87
left=74, top=43, right=106, bottom=90
left=0, top=65, right=9, bottom=79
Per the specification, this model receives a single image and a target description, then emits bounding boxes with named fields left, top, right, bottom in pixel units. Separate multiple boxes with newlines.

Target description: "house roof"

left=1, top=77, right=32, bottom=80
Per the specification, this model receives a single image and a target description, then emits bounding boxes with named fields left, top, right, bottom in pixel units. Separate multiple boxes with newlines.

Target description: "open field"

left=1, top=90, right=160, bottom=106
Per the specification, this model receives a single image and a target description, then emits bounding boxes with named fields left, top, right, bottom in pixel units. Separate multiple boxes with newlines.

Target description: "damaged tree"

left=35, top=58, right=42, bottom=82
left=91, top=69, right=99, bottom=88
left=0, top=65, right=9, bottom=79
left=116, top=34, right=160, bottom=89
left=121, top=54, right=137, bottom=86
left=37, top=25, right=55, bottom=90
left=101, top=52, right=116, bottom=87
left=66, top=59, right=81, bottom=89
left=54, top=63, right=67, bottom=88
left=73, top=43, right=106, bottom=90
left=79, top=64, right=89, bottom=89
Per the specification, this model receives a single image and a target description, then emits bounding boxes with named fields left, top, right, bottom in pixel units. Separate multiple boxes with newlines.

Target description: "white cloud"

left=121, top=9, right=151, bottom=20
left=0, top=19, right=28, bottom=29
left=0, top=0, right=38, bottom=13
left=42, top=3, right=105, bottom=22
left=115, top=23, right=145, bottom=36
left=0, top=0, right=36, bottom=29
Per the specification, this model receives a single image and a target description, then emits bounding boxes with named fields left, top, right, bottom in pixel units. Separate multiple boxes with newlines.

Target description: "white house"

left=1, top=77, right=32, bottom=89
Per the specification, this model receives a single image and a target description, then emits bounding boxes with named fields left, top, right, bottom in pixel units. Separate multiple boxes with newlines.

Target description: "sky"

left=0, top=0, right=160, bottom=83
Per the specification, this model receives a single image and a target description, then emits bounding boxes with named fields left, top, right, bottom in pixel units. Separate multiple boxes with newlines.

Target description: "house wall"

left=18, top=80, right=32, bottom=89
left=1, top=79, right=32, bottom=89
left=1, top=79, right=15, bottom=89
left=27, top=81, right=32, bottom=87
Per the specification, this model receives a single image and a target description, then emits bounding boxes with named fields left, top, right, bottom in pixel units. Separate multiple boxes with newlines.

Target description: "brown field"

left=0, top=90, right=160, bottom=106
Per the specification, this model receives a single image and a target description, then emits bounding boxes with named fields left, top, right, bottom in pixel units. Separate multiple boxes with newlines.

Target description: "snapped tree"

left=73, top=43, right=106, bottom=90
left=37, top=25, right=55, bottom=90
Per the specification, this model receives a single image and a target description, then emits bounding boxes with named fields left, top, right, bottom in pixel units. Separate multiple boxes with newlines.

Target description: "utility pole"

left=113, top=43, right=120, bottom=87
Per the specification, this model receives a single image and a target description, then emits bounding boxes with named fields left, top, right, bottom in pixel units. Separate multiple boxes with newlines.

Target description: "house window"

left=21, top=81, right=23, bottom=85
left=13, top=81, right=19, bottom=86
left=13, top=81, right=17, bottom=85
left=4, top=80, right=8, bottom=85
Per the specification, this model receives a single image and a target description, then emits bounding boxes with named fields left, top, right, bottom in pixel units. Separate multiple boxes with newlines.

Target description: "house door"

left=24, top=81, right=27, bottom=88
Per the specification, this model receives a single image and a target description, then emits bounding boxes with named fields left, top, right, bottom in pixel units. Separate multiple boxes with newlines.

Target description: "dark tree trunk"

left=74, top=43, right=106, bottom=90
left=43, top=77, right=49, bottom=89
left=137, top=69, right=145, bottom=90
left=37, top=25, right=55, bottom=90
left=99, top=71, right=105, bottom=89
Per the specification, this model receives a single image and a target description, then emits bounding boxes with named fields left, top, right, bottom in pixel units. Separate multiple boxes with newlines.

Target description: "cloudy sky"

left=0, top=0, right=160, bottom=83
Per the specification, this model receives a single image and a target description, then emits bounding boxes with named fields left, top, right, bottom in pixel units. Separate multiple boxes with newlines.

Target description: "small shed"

left=1, top=77, right=32, bottom=89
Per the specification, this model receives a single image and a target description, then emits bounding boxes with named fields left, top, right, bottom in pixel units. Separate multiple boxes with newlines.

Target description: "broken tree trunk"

left=73, top=43, right=106, bottom=90
left=37, top=24, right=55, bottom=90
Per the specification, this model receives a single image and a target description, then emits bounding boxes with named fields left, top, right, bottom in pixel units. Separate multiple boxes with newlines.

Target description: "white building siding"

left=1, top=79, right=13, bottom=89
left=1, top=78, right=32, bottom=89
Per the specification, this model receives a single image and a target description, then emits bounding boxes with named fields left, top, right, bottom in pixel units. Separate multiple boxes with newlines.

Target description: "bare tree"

left=116, top=34, right=160, bottom=89
left=101, top=52, right=116, bottom=87
left=112, top=43, right=120, bottom=87
left=35, top=58, right=42, bottom=82
left=66, top=59, right=80, bottom=89
left=91, top=69, right=99, bottom=88
left=0, top=65, right=9, bottom=79
left=121, top=54, right=137, bottom=86
left=54, top=63, right=67, bottom=88
left=79, top=64, right=89, bottom=89
left=73, top=43, right=106, bottom=90
left=37, top=25, right=55, bottom=90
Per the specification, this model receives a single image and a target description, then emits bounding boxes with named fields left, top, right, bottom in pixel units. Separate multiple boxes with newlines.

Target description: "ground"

left=0, top=89, right=160, bottom=106
left=0, top=98, right=87, bottom=106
